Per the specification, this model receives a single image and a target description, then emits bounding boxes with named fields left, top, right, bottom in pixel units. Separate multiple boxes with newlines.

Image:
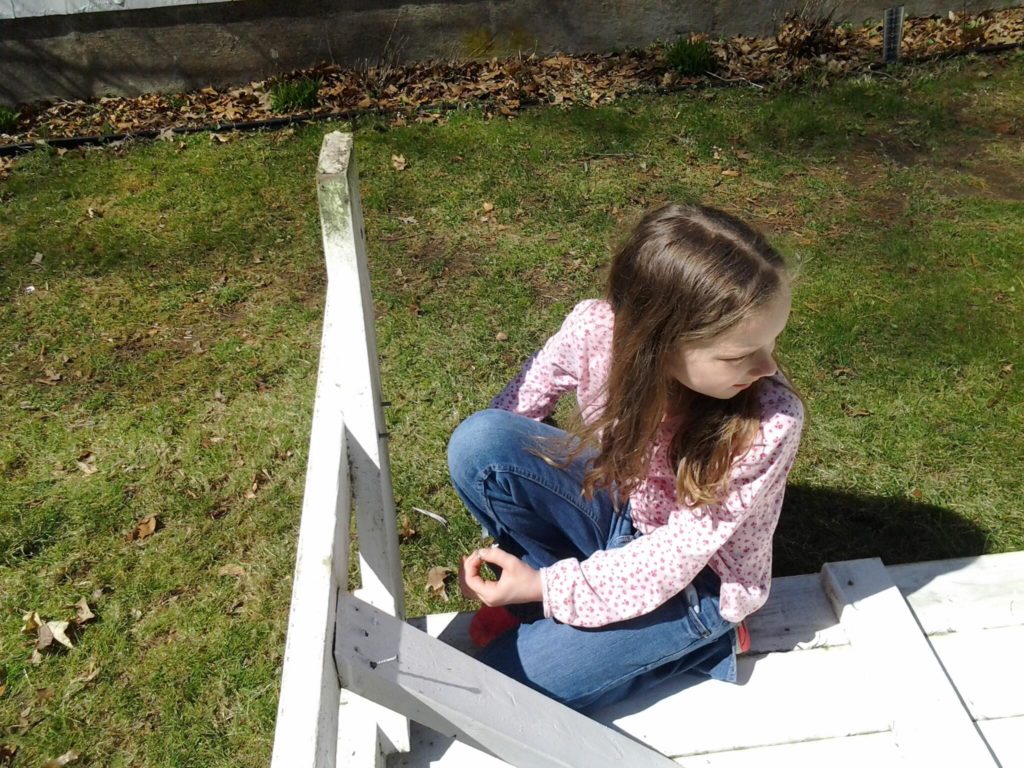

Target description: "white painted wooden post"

left=271, top=132, right=409, bottom=767
left=317, top=132, right=406, bottom=621
left=269, top=284, right=352, bottom=767
left=318, top=132, right=410, bottom=756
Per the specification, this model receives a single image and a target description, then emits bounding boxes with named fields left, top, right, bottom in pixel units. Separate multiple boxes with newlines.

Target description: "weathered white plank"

left=270, top=286, right=353, bottom=768
left=318, top=132, right=410, bottom=755
left=317, top=131, right=405, bottom=619
left=335, top=593, right=679, bottom=768
left=594, top=644, right=891, bottom=756
left=888, top=551, right=1024, bottom=634
left=978, top=716, right=1024, bottom=768
left=338, top=690, right=388, bottom=768
left=390, top=723, right=511, bottom=768
left=742, top=572, right=848, bottom=652
left=929, top=626, right=1024, bottom=720
left=821, top=558, right=998, bottom=766
left=680, top=732, right=906, bottom=767
left=391, top=711, right=905, bottom=768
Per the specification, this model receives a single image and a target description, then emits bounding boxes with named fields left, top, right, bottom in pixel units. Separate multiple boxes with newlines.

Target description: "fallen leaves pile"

left=0, top=7, right=1020, bottom=164
left=20, top=598, right=97, bottom=666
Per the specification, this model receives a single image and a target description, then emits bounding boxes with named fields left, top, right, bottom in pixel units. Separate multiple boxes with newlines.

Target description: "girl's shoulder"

left=563, top=298, right=614, bottom=332
left=754, top=374, right=805, bottom=437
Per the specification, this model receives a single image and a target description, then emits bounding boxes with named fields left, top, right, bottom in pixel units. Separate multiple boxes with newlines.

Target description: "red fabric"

left=736, top=620, right=751, bottom=654
left=469, top=605, right=522, bottom=648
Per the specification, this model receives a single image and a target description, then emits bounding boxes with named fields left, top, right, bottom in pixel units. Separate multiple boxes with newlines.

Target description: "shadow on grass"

left=774, top=483, right=990, bottom=576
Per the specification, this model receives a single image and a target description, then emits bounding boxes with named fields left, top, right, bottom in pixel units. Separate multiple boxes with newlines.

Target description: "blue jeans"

left=447, top=409, right=738, bottom=712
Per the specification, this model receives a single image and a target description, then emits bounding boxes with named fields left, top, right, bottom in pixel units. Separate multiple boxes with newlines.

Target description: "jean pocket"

left=608, top=534, right=634, bottom=550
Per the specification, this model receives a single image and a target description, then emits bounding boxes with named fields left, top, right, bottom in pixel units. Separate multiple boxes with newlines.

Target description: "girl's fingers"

left=475, top=546, right=517, bottom=570
left=459, top=554, right=483, bottom=599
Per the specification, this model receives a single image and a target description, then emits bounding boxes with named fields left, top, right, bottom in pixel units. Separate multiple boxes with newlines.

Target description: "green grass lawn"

left=2, top=51, right=1022, bottom=766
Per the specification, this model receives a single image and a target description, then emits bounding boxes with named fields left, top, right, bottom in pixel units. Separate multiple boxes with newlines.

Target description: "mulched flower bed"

left=0, top=7, right=1021, bottom=172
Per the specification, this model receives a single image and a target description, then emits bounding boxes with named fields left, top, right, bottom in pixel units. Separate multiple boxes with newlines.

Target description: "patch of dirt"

left=940, top=157, right=1024, bottom=201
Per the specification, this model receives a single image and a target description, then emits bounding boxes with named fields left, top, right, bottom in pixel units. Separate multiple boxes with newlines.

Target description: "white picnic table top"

left=370, top=551, right=1024, bottom=768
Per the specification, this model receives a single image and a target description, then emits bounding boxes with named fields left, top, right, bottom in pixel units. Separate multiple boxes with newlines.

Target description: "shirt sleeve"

left=539, top=395, right=804, bottom=628
left=489, top=300, right=597, bottom=420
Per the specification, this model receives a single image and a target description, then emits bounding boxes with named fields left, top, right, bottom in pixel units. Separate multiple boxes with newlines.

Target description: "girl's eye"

left=723, top=355, right=748, bottom=362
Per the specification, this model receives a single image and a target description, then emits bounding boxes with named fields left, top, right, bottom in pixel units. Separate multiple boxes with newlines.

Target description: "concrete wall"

left=1, top=0, right=1019, bottom=107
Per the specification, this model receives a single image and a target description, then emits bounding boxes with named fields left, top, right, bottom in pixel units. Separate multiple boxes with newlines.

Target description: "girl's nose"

left=752, top=351, right=777, bottom=378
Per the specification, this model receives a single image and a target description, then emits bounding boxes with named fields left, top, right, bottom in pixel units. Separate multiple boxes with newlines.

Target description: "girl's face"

left=666, top=286, right=792, bottom=400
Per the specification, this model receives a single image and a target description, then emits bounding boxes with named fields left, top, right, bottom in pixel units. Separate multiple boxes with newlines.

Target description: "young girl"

left=447, top=202, right=804, bottom=712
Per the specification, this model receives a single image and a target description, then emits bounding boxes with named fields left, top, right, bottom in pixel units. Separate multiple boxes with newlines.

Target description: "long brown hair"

left=539, top=202, right=803, bottom=509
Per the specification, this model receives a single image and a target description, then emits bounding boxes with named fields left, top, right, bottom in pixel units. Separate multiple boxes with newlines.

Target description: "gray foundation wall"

left=0, top=0, right=1019, bottom=107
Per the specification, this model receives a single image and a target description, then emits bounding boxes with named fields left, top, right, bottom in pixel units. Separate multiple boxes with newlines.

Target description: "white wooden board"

left=978, top=716, right=1024, bottom=768
left=928, top=625, right=1024, bottom=721
left=822, top=559, right=998, bottom=767
left=888, top=551, right=1024, bottom=634
left=680, top=731, right=906, bottom=767
left=594, top=645, right=891, bottom=757
left=742, top=571, right=848, bottom=652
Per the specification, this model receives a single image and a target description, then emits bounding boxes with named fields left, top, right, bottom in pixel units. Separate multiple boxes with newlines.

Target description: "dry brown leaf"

left=36, top=370, right=62, bottom=385
left=391, top=153, right=407, bottom=171
left=42, top=750, right=80, bottom=768
left=125, top=514, right=159, bottom=542
left=495, top=331, right=508, bottom=341
left=31, top=252, right=43, bottom=266
left=75, top=451, right=97, bottom=475
left=30, top=650, right=44, bottom=666
left=211, top=133, right=230, bottom=143
left=68, top=598, right=95, bottom=626
left=0, top=668, right=6, bottom=698
left=37, top=622, right=73, bottom=651
left=720, top=168, right=741, bottom=177
left=481, top=201, right=495, bottom=213
left=425, top=566, right=454, bottom=602
left=21, top=610, right=42, bottom=635
left=0, top=743, right=16, bottom=767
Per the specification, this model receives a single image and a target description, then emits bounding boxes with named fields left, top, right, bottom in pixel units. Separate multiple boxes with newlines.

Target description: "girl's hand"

left=459, top=547, right=542, bottom=607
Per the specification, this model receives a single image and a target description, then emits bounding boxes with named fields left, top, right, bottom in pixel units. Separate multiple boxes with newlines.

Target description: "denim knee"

left=448, top=409, right=507, bottom=492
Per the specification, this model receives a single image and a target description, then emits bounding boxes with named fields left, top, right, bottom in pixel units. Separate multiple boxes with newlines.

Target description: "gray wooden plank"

left=822, top=558, right=998, bottom=767
left=336, top=593, right=679, bottom=768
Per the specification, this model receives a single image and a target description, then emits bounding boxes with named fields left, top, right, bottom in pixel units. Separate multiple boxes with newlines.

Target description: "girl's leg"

left=448, top=408, right=738, bottom=710
left=447, top=409, right=632, bottom=569
left=478, top=566, right=737, bottom=712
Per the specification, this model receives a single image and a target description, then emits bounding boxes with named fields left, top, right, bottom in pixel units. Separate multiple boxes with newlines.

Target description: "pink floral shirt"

left=490, top=299, right=804, bottom=627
